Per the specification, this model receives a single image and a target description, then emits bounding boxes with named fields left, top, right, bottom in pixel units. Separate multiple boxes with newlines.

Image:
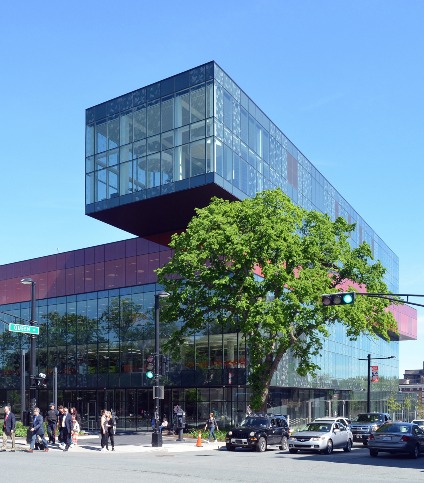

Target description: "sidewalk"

left=10, top=432, right=223, bottom=454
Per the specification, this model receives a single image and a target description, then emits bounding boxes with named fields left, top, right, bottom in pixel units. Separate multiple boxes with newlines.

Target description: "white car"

left=288, top=421, right=353, bottom=454
left=411, top=419, right=424, bottom=430
left=313, top=416, right=352, bottom=429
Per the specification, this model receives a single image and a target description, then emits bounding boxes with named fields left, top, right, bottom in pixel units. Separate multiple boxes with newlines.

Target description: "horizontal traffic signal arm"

left=322, top=292, right=424, bottom=309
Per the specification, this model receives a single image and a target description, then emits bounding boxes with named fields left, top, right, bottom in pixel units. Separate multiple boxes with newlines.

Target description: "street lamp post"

left=21, top=278, right=37, bottom=413
left=152, top=291, right=169, bottom=448
left=359, top=354, right=395, bottom=412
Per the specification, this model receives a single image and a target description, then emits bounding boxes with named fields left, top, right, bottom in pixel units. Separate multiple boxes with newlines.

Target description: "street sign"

left=8, top=323, right=39, bottom=335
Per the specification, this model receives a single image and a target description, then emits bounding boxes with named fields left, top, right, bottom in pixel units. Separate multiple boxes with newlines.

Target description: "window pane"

left=133, top=107, right=147, bottom=141
left=108, top=148, right=119, bottom=167
left=206, top=137, right=213, bottom=173
left=175, top=144, right=190, bottom=181
left=191, top=140, right=205, bottom=177
left=223, top=90, right=232, bottom=131
left=133, top=139, right=146, bottom=158
left=161, top=96, right=174, bottom=132
left=147, top=102, right=161, bottom=136
left=120, top=161, right=133, bottom=195
left=120, top=145, right=133, bottom=163
left=175, top=90, right=190, bottom=128
left=86, top=124, right=94, bottom=156
left=120, top=112, right=133, bottom=145
left=190, top=121, right=205, bottom=142
left=215, top=139, right=223, bottom=176
left=95, top=121, right=107, bottom=153
left=191, top=85, right=205, bottom=123
left=161, top=131, right=174, bottom=151
left=147, top=154, right=161, bottom=188
left=175, top=125, right=190, bottom=146
left=108, top=117, right=120, bottom=150
left=161, top=149, right=174, bottom=184
left=147, top=135, right=161, bottom=155
left=134, top=157, right=146, bottom=191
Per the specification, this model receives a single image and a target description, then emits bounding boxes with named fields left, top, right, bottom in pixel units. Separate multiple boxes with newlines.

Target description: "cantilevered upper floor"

left=85, top=61, right=399, bottom=292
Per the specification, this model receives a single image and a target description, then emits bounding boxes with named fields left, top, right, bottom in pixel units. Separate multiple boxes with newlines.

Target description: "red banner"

left=371, top=365, right=379, bottom=382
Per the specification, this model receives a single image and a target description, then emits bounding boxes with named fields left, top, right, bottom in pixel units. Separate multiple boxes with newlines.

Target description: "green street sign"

left=8, top=323, right=39, bottom=335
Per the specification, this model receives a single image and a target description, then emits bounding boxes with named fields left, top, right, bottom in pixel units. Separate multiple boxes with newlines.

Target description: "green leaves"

left=157, top=189, right=398, bottom=410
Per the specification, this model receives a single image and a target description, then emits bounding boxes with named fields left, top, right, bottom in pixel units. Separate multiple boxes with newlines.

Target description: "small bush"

left=188, top=428, right=227, bottom=442
left=14, top=421, right=29, bottom=437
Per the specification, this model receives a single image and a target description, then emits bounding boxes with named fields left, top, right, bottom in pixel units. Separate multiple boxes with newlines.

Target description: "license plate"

left=382, top=436, right=391, bottom=441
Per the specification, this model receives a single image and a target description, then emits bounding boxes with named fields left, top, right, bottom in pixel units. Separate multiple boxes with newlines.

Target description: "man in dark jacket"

left=61, top=407, right=73, bottom=451
left=1, top=405, right=16, bottom=451
left=27, top=407, right=49, bottom=453
left=46, top=403, right=59, bottom=444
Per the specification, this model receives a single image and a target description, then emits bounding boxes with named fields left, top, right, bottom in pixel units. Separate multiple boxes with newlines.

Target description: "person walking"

left=27, top=408, right=49, bottom=453
left=204, top=412, right=219, bottom=442
left=100, top=409, right=109, bottom=451
left=46, top=403, right=59, bottom=445
left=71, top=415, right=80, bottom=446
left=61, top=407, right=73, bottom=451
left=57, top=405, right=65, bottom=447
left=107, top=411, right=115, bottom=451
left=1, top=405, right=16, bottom=452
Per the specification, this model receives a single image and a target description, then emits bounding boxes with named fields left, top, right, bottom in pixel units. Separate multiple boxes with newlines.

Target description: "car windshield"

left=304, top=423, right=331, bottom=432
left=412, top=420, right=424, bottom=425
left=376, top=424, right=410, bottom=433
left=240, top=417, right=268, bottom=428
left=355, top=414, right=383, bottom=423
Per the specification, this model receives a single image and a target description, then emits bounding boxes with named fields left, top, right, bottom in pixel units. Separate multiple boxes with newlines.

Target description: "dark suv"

left=350, top=412, right=392, bottom=445
left=225, top=414, right=290, bottom=452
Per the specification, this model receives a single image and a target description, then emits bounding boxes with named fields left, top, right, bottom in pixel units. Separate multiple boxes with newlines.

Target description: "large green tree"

left=156, top=189, right=398, bottom=411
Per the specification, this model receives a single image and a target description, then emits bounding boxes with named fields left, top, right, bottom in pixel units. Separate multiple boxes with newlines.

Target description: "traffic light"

left=145, top=355, right=154, bottom=379
left=322, top=292, right=356, bottom=306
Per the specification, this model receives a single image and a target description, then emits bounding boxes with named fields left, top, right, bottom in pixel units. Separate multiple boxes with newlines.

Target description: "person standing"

left=71, top=415, right=80, bottom=446
left=1, top=405, right=16, bottom=452
left=27, top=408, right=49, bottom=453
left=61, top=407, right=73, bottom=451
left=46, top=403, right=59, bottom=445
left=204, top=412, right=219, bottom=442
left=100, top=409, right=109, bottom=451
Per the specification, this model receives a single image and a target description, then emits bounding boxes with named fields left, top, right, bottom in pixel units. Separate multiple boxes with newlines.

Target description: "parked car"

left=368, top=422, right=424, bottom=458
left=288, top=421, right=353, bottom=454
left=225, top=414, right=290, bottom=452
left=350, top=412, right=391, bottom=445
left=313, top=416, right=352, bottom=429
left=411, top=419, right=424, bottom=430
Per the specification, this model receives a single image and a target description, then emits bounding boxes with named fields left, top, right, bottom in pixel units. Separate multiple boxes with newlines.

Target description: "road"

left=4, top=436, right=424, bottom=483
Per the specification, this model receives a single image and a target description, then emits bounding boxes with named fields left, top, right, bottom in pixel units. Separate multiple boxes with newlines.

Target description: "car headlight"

left=371, top=425, right=378, bottom=431
left=289, top=437, right=296, bottom=441
left=249, top=431, right=255, bottom=437
left=228, top=431, right=232, bottom=436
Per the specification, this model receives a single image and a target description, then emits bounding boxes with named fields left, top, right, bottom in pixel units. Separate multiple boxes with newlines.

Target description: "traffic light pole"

left=28, top=281, right=37, bottom=412
left=359, top=354, right=395, bottom=412
left=152, top=293, right=162, bottom=448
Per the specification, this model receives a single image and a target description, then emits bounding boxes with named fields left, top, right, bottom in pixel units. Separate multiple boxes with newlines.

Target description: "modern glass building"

left=0, top=62, right=417, bottom=429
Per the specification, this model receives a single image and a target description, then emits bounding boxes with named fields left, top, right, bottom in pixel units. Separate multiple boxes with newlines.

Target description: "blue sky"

left=1, top=0, right=423, bottom=376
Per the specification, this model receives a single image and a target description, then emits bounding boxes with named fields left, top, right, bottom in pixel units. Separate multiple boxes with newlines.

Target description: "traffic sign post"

left=9, top=323, right=39, bottom=335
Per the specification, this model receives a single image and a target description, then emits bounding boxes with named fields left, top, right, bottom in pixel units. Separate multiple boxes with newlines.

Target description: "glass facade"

left=0, top=62, right=415, bottom=429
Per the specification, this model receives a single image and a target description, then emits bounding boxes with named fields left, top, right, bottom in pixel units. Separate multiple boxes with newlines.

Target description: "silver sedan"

left=288, top=421, right=353, bottom=455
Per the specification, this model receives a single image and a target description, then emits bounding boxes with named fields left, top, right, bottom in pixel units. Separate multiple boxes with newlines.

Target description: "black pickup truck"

left=350, top=412, right=392, bottom=445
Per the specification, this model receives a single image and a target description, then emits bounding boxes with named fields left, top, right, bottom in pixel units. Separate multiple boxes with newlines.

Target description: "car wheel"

left=256, top=437, right=267, bottom=452
left=322, top=439, right=333, bottom=455
left=279, top=436, right=288, bottom=451
left=410, top=444, right=420, bottom=459
left=289, top=448, right=298, bottom=454
left=343, top=439, right=352, bottom=452
left=226, top=444, right=236, bottom=451
left=369, top=449, right=378, bottom=457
